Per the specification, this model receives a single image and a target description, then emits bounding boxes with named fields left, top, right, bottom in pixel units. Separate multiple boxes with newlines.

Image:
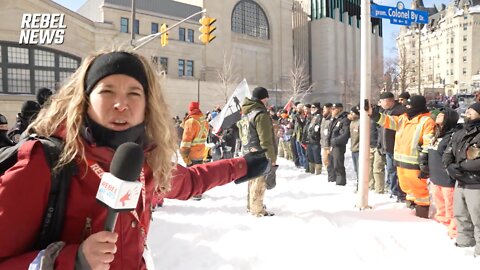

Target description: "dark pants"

left=332, top=145, right=347, bottom=186
left=295, top=140, right=307, bottom=168
left=386, top=152, right=405, bottom=198
left=327, top=151, right=336, bottom=182
left=306, top=144, right=322, bottom=164
left=351, top=151, right=359, bottom=178
left=291, top=139, right=299, bottom=167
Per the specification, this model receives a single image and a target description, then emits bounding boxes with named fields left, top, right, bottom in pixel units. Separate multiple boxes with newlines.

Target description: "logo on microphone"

left=119, top=191, right=131, bottom=207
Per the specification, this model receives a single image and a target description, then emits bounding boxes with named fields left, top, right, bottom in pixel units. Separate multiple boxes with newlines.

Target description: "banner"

left=210, top=79, right=251, bottom=134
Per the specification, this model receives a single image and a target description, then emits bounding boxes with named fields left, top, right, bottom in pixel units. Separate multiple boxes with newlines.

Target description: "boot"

left=308, top=163, right=315, bottom=174
left=405, top=200, right=416, bottom=209
left=415, top=205, right=429, bottom=219
left=314, top=164, right=322, bottom=175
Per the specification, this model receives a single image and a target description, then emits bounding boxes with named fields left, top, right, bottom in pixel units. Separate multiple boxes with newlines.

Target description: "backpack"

left=0, top=134, right=75, bottom=249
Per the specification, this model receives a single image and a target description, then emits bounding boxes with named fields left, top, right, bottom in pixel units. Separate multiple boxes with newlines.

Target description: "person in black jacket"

left=327, top=103, right=350, bottom=186
left=419, top=108, right=459, bottom=237
left=443, top=103, right=480, bottom=257
left=0, top=114, right=14, bottom=148
left=378, top=92, right=407, bottom=201
left=7, top=100, right=41, bottom=143
left=305, top=102, right=323, bottom=174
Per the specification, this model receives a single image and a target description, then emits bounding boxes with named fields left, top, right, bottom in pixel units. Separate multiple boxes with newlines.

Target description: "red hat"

left=189, top=101, right=199, bottom=111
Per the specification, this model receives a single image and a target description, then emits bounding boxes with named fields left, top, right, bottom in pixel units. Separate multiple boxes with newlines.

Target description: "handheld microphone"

left=95, top=142, right=145, bottom=232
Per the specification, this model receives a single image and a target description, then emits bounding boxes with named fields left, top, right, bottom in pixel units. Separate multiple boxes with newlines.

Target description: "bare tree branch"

left=289, top=55, right=314, bottom=101
left=216, top=51, right=240, bottom=103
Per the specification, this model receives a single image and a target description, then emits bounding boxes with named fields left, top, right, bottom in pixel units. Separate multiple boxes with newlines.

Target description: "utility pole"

left=358, top=0, right=372, bottom=210
left=130, top=0, right=136, bottom=46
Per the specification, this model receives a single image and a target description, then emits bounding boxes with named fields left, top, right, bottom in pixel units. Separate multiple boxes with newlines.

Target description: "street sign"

left=371, top=1, right=428, bottom=26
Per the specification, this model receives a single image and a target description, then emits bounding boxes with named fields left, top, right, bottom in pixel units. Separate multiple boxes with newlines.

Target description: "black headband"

left=84, top=52, right=149, bottom=95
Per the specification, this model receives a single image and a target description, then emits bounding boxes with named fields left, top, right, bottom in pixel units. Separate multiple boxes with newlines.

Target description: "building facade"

left=396, top=0, right=480, bottom=97
left=0, top=0, right=384, bottom=124
left=309, top=0, right=384, bottom=107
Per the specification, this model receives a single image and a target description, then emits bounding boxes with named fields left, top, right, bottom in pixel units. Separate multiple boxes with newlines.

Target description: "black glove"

left=417, top=149, right=429, bottom=177
left=234, top=149, right=271, bottom=184
left=446, top=163, right=462, bottom=179
left=265, top=165, right=279, bottom=190
left=418, top=171, right=429, bottom=179
left=370, top=105, right=381, bottom=122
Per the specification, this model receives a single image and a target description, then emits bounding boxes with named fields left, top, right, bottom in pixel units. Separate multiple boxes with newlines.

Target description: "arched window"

left=0, top=41, right=80, bottom=94
left=231, top=0, right=270, bottom=40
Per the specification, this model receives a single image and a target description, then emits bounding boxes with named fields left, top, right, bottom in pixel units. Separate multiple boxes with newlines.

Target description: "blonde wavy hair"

left=30, top=48, right=178, bottom=192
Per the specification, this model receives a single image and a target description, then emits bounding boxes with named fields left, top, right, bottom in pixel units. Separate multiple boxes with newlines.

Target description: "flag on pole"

left=209, top=79, right=251, bottom=134
left=283, top=96, right=294, bottom=113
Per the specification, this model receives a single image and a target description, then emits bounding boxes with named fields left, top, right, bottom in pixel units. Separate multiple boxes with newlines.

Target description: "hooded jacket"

left=180, top=109, right=209, bottom=163
left=0, top=135, right=248, bottom=269
left=424, top=109, right=460, bottom=187
left=238, top=98, right=277, bottom=163
left=443, top=119, right=480, bottom=189
left=377, top=111, right=435, bottom=170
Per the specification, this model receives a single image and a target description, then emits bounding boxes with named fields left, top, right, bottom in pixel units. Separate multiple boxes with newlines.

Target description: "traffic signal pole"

left=132, top=9, right=207, bottom=51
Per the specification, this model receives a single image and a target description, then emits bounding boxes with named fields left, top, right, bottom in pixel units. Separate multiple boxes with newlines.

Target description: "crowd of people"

left=1, top=47, right=479, bottom=268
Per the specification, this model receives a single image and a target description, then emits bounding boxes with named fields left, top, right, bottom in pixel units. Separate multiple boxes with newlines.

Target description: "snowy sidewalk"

left=148, top=157, right=478, bottom=269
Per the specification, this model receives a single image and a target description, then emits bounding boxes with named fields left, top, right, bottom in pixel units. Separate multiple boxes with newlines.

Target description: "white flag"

left=209, top=79, right=251, bottom=134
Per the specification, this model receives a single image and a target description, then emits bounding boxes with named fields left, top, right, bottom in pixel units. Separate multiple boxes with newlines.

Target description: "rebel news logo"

left=19, top=14, right=66, bottom=45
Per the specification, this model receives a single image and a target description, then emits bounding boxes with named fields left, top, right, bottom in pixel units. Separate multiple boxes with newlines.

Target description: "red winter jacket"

left=0, top=139, right=247, bottom=269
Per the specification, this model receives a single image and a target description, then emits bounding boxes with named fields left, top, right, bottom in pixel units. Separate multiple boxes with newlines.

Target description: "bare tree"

left=216, top=51, right=240, bottom=103
left=396, top=45, right=416, bottom=93
left=289, top=55, right=314, bottom=101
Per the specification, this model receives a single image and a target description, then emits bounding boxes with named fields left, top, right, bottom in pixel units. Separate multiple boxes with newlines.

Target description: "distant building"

left=396, top=0, right=480, bottom=98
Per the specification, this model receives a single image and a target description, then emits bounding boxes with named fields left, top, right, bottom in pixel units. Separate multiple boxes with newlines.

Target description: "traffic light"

left=199, top=16, right=216, bottom=44
left=160, top=23, right=168, bottom=47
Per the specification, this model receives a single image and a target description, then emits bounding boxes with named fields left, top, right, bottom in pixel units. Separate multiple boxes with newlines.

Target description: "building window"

left=464, top=24, right=468, bottom=30
left=59, top=56, right=79, bottom=69
left=1, top=41, right=80, bottom=94
left=231, top=0, right=270, bottom=40
left=179, top=27, right=185, bottom=41
left=7, top=47, right=29, bottom=64
left=463, top=68, right=467, bottom=75
left=34, top=50, right=54, bottom=67
left=464, top=35, right=467, bottom=42
left=121, top=17, right=129, bottom=33
left=7, top=68, right=30, bottom=93
left=451, top=69, right=454, bottom=76
left=151, top=23, right=158, bottom=34
left=34, top=70, right=55, bottom=89
left=463, top=56, right=467, bottom=62
left=451, top=48, right=454, bottom=54
left=187, top=29, right=194, bottom=43
left=186, top=60, right=194, bottom=76
left=178, top=59, right=185, bottom=76
left=463, top=46, right=467, bottom=52
left=134, top=19, right=139, bottom=34
left=151, top=56, right=159, bottom=70
left=160, top=57, right=168, bottom=74
left=451, top=37, right=454, bottom=43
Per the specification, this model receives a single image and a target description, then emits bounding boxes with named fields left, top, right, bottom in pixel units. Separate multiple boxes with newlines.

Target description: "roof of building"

left=104, top=0, right=202, bottom=20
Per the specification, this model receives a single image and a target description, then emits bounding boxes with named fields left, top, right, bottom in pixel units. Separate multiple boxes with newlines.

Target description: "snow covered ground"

left=148, top=153, right=479, bottom=269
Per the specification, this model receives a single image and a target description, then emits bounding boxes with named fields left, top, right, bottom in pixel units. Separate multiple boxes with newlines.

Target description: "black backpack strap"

left=30, top=135, right=76, bottom=250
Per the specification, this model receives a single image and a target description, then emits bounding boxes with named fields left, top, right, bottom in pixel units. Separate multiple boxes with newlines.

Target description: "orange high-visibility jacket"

left=180, top=113, right=210, bottom=164
left=377, top=112, right=435, bottom=170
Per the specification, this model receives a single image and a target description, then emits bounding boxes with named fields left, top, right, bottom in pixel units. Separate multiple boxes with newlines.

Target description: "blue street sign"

left=371, top=1, right=429, bottom=26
